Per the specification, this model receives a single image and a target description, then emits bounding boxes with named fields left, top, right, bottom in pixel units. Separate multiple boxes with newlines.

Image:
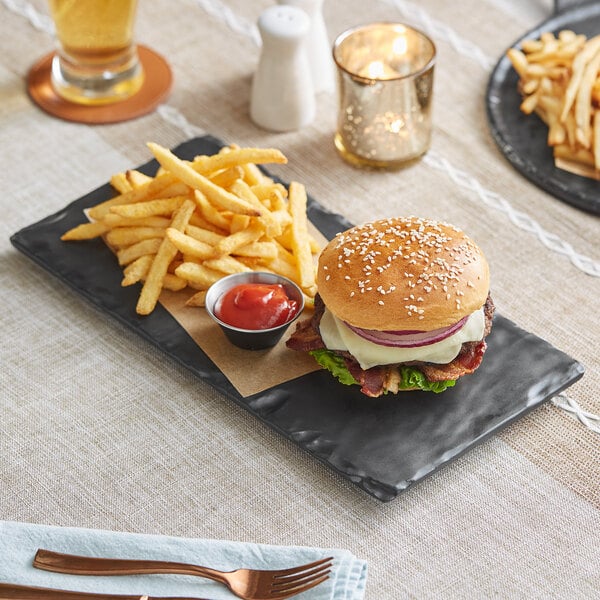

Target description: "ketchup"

left=215, top=283, right=300, bottom=330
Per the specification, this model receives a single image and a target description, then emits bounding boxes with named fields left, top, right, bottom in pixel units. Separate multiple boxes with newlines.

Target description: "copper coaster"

left=27, top=45, right=172, bottom=124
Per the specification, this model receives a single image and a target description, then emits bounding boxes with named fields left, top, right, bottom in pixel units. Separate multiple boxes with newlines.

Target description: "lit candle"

left=333, top=23, right=436, bottom=168
left=360, top=59, right=398, bottom=80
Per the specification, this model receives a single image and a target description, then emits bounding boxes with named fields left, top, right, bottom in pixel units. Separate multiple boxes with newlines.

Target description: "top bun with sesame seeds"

left=316, top=216, right=490, bottom=331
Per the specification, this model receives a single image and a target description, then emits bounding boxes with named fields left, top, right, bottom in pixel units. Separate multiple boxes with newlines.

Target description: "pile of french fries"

left=61, top=142, right=321, bottom=315
left=507, top=30, right=600, bottom=176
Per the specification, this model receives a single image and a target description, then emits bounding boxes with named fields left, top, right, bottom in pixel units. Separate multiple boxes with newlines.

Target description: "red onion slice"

left=344, top=316, right=469, bottom=348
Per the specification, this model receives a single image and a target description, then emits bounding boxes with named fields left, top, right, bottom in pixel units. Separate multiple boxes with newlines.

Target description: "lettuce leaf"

left=398, top=366, right=456, bottom=394
left=309, top=349, right=358, bottom=386
left=309, top=349, right=456, bottom=394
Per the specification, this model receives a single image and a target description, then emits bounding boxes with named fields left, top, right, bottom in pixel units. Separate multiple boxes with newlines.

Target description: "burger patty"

left=287, top=294, right=495, bottom=396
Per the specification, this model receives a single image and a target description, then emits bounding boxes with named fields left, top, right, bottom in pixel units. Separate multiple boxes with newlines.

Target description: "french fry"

left=121, top=255, right=153, bottom=286
left=101, top=214, right=172, bottom=229
left=155, top=181, right=191, bottom=198
left=126, top=169, right=153, bottom=188
left=208, top=166, right=244, bottom=188
left=288, top=182, right=315, bottom=291
left=240, top=162, right=267, bottom=186
left=269, top=241, right=302, bottom=284
left=229, top=214, right=251, bottom=233
left=276, top=226, right=320, bottom=254
left=110, top=172, right=132, bottom=194
left=251, top=183, right=288, bottom=204
left=507, top=48, right=529, bottom=78
left=191, top=146, right=287, bottom=175
left=105, top=226, right=166, bottom=247
left=110, top=196, right=187, bottom=218
left=548, top=119, right=566, bottom=146
left=147, top=142, right=262, bottom=217
left=185, top=224, right=226, bottom=246
left=175, top=261, right=225, bottom=288
left=162, top=273, right=188, bottom=292
left=187, top=210, right=229, bottom=235
left=234, top=241, right=278, bottom=259
left=122, top=255, right=187, bottom=291
left=116, top=238, right=163, bottom=266
left=204, top=255, right=253, bottom=275
left=88, top=171, right=178, bottom=220
left=165, top=227, right=214, bottom=260
left=211, top=221, right=264, bottom=257
left=185, top=290, right=207, bottom=307
left=61, top=221, right=109, bottom=241
left=136, top=199, right=195, bottom=315
left=192, top=189, right=232, bottom=231
left=553, top=143, right=595, bottom=165
left=111, top=170, right=152, bottom=192
left=229, top=179, right=282, bottom=236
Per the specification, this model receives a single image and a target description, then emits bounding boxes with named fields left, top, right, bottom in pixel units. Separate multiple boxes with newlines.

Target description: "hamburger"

left=286, top=216, right=494, bottom=397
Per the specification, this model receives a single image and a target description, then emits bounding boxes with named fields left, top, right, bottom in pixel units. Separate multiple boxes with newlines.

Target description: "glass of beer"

left=48, top=0, right=144, bottom=105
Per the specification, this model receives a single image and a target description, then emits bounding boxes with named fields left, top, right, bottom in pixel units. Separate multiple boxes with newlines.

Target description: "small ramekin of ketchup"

left=205, top=272, right=304, bottom=350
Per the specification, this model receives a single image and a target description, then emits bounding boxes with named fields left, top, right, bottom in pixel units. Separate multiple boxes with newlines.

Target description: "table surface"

left=1, top=1, right=598, bottom=598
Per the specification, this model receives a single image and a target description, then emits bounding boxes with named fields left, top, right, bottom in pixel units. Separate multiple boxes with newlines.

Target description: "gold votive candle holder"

left=332, top=23, right=436, bottom=169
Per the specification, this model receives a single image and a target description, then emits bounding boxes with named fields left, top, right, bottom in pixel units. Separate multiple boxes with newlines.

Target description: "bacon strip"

left=419, top=340, right=486, bottom=382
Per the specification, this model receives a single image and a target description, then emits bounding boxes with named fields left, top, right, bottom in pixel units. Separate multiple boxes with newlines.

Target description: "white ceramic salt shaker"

left=277, top=0, right=335, bottom=93
left=250, top=5, right=315, bottom=132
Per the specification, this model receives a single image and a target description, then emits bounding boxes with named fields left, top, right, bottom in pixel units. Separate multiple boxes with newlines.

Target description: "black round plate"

left=486, top=1, right=600, bottom=215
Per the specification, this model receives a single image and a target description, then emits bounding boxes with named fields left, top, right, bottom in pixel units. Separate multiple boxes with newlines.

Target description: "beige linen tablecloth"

left=1, top=0, right=598, bottom=598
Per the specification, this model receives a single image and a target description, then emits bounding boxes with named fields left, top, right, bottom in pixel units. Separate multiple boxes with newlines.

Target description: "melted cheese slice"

left=319, top=308, right=485, bottom=370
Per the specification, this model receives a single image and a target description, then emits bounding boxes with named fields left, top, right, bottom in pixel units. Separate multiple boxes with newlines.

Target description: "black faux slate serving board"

left=486, top=1, right=600, bottom=215
left=10, top=135, right=585, bottom=502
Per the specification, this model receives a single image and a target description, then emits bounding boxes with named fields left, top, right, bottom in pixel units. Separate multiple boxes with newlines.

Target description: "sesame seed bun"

left=316, top=217, right=490, bottom=331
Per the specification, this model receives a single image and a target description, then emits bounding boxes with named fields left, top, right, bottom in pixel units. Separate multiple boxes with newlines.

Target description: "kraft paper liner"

left=156, top=220, right=327, bottom=398
left=158, top=288, right=321, bottom=398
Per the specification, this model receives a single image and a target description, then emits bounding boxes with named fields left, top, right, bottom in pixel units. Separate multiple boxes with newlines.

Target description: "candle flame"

left=392, top=35, right=408, bottom=56
left=366, top=60, right=386, bottom=79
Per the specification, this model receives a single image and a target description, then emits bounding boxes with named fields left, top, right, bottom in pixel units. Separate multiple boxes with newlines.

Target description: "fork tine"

left=271, top=556, right=333, bottom=577
left=272, top=562, right=332, bottom=587
left=271, top=566, right=332, bottom=593
left=272, top=571, right=331, bottom=594
left=269, top=573, right=331, bottom=599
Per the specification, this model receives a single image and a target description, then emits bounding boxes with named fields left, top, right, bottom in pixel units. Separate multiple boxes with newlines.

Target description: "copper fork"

left=33, top=549, right=333, bottom=600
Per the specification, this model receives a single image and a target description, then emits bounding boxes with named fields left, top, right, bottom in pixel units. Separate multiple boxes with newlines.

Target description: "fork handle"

left=0, top=583, right=141, bottom=600
left=0, top=582, right=203, bottom=600
left=34, top=549, right=230, bottom=586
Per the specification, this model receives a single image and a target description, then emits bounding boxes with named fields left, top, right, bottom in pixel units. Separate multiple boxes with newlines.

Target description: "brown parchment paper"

left=157, top=222, right=328, bottom=398
left=158, top=288, right=320, bottom=397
